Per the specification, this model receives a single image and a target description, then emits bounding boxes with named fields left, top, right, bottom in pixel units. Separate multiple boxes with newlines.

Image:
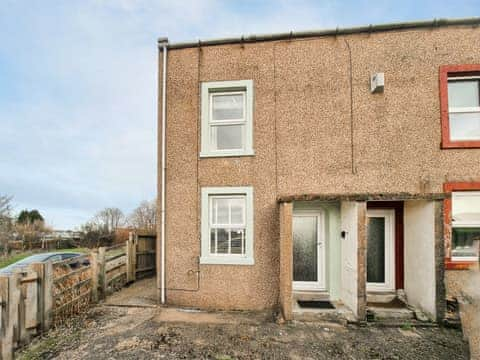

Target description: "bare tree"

left=128, top=200, right=156, bottom=231
left=93, top=207, right=125, bottom=233
left=0, top=195, right=13, bottom=255
left=0, top=195, right=12, bottom=216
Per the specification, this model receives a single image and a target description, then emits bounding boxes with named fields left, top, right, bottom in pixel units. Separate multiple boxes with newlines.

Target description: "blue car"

left=0, top=252, right=87, bottom=274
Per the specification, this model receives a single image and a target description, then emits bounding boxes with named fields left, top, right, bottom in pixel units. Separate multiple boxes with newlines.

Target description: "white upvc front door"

left=292, top=210, right=326, bottom=291
left=366, top=209, right=395, bottom=292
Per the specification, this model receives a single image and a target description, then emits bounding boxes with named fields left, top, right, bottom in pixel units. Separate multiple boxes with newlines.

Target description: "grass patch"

left=17, top=330, right=81, bottom=360
left=401, top=322, right=413, bottom=331
left=0, top=252, right=32, bottom=268
left=53, top=247, right=89, bottom=254
left=17, top=311, right=88, bottom=360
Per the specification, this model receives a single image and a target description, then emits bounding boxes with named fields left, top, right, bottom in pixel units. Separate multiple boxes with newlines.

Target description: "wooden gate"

left=135, top=232, right=156, bottom=279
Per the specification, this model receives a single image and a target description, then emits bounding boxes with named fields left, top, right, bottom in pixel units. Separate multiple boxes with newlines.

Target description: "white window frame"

left=200, top=186, right=254, bottom=265
left=366, top=209, right=395, bottom=293
left=448, top=76, right=480, bottom=141
left=200, top=80, right=254, bottom=157
left=209, top=195, right=246, bottom=255
left=452, top=191, right=480, bottom=262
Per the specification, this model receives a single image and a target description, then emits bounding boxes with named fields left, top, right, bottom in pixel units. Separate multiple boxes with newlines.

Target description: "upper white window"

left=452, top=191, right=480, bottom=261
left=448, top=77, right=480, bottom=141
left=200, top=187, right=254, bottom=265
left=200, top=80, right=254, bottom=157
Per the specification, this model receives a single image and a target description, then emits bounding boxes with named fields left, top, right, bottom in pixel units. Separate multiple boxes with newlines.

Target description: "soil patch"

left=17, top=279, right=469, bottom=360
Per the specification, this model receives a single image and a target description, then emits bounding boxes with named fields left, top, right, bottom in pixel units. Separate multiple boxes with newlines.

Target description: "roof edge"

left=277, top=192, right=449, bottom=203
left=160, top=17, right=480, bottom=50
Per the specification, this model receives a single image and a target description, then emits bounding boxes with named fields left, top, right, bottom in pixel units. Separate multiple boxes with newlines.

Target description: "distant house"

left=40, top=230, right=82, bottom=248
left=156, top=18, right=480, bottom=322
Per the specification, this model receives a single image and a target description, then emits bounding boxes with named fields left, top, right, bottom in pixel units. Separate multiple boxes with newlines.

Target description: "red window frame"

left=444, top=182, right=480, bottom=270
left=439, top=64, right=480, bottom=149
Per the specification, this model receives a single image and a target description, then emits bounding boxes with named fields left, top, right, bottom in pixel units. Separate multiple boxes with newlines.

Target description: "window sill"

left=200, top=256, right=254, bottom=266
left=442, top=139, right=480, bottom=149
left=199, top=150, right=255, bottom=158
left=445, top=258, right=478, bottom=270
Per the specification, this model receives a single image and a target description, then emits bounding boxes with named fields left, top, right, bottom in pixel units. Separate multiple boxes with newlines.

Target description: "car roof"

left=16, top=252, right=82, bottom=264
left=0, top=252, right=84, bottom=274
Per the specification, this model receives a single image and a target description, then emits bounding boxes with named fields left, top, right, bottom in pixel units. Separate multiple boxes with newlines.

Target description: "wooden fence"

left=0, top=232, right=155, bottom=359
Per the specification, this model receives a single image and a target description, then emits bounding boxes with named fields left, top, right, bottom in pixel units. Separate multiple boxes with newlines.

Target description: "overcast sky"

left=0, top=1, right=478, bottom=229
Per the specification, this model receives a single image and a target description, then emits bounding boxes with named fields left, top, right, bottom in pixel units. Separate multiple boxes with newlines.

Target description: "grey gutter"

left=159, top=17, right=480, bottom=50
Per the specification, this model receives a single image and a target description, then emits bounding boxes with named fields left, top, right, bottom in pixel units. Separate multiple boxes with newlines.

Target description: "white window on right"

left=200, top=80, right=254, bottom=157
left=452, top=191, right=480, bottom=261
left=448, top=77, right=480, bottom=141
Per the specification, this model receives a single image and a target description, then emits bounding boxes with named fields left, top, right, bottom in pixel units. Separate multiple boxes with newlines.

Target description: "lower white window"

left=201, top=187, right=254, bottom=265
left=452, top=191, right=480, bottom=261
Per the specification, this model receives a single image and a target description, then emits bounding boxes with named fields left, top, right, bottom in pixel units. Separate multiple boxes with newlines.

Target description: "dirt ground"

left=18, top=279, right=469, bottom=360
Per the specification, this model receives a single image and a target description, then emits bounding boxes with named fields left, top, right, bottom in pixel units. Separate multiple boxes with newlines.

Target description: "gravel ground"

left=17, top=279, right=470, bottom=360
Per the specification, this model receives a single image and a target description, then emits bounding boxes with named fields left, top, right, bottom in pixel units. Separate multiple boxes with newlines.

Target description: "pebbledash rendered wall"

left=158, top=24, right=480, bottom=310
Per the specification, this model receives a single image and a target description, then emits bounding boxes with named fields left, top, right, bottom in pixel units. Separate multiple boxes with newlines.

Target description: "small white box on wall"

left=370, top=72, right=385, bottom=93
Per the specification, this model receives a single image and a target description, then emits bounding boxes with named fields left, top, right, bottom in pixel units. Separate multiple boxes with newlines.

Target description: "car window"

left=48, top=255, right=62, bottom=262
left=61, top=253, right=79, bottom=260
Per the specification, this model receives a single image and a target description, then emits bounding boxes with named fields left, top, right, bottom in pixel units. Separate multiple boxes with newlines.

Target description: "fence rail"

left=0, top=232, right=155, bottom=359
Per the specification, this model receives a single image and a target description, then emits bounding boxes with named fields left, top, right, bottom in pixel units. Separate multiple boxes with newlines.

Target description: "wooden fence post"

left=126, top=237, right=132, bottom=283
left=29, top=264, right=43, bottom=332
left=133, top=234, right=137, bottom=281
left=126, top=233, right=136, bottom=283
left=0, top=275, right=10, bottom=359
left=43, top=262, right=53, bottom=332
left=18, top=274, right=26, bottom=346
left=91, top=250, right=99, bottom=303
left=1, top=273, right=21, bottom=360
left=29, top=262, right=52, bottom=333
left=98, top=247, right=106, bottom=300
left=11, top=273, right=21, bottom=356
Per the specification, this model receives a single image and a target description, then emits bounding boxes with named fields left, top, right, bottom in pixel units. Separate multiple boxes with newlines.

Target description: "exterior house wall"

left=404, top=200, right=437, bottom=319
left=159, top=24, right=480, bottom=310
left=279, top=202, right=293, bottom=320
left=340, top=201, right=360, bottom=317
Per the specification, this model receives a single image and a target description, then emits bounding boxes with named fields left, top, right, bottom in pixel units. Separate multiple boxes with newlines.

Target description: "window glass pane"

left=449, top=112, right=480, bottom=141
left=212, top=93, right=244, bottom=121
left=211, top=125, right=244, bottom=150
left=212, top=198, right=229, bottom=224
left=452, top=227, right=480, bottom=258
left=210, top=229, right=216, bottom=254
left=453, top=192, right=480, bottom=224
left=367, top=217, right=386, bottom=283
left=231, top=229, right=245, bottom=254
left=293, top=216, right=318, bottom=282
left=448, top=80, right=480, bottom=108
left=208, top=194, right=248, bottom=257
left=230, top=198, right=245, bottom=225
left=216, top=228, right=229, bottom=254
